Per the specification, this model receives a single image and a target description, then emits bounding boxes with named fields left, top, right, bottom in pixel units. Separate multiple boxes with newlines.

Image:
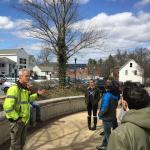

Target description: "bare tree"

left=17, top=0, right=105, bottom=86
left=87, top=58, right=97, bottom=78
left=37, top=47, right=53, bottom=65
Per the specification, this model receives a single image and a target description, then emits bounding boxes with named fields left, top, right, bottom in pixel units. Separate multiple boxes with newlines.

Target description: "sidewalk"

left=1, top=112, right=103, bottom=150
left=25, top=112, right=103, bottom=150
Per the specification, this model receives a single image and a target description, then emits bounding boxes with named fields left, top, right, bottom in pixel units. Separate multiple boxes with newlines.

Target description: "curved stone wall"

left=0, top=95, right=86, bottom=145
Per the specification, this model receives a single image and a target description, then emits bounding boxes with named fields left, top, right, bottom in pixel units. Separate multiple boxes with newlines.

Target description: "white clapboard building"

left=119, top=59, right=144, bottom=84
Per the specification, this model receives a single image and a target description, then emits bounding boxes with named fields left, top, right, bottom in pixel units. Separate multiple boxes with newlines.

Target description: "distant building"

left=67, top=64, right=87, bottom=70
left=66, top=64, right=88, bottom=79
left=0, top=57, right=16, bottom=76
left=28, top=55, right=37, bottom=70
left=111, top=59, right=144, bottom=84
left=0, top=48, right=29, bottom=69
left=33, top=63, right=58, bottom=78
left=0, top=48, right=36, bottom=76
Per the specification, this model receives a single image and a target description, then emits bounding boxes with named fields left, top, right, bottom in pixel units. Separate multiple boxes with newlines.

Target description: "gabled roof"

left=38, top=66, right=54, bottom=72
left=0, top=57, right=16, bottom=63
left=119, top=59, right=142, bottom=71
left=0, top=48, right=24, bottom=55
left=29, top=55, right=35, bottom=58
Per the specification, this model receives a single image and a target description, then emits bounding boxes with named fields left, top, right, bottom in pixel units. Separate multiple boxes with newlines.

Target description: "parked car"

left=6, top=77, right=16, bottom=83
left=33, top=76, right=48, bottom=82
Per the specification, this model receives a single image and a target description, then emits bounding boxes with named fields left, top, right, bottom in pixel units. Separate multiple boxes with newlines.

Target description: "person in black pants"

left=85, top=79, right=100, bottom=130
left=110, top=80, right=121, bottom=129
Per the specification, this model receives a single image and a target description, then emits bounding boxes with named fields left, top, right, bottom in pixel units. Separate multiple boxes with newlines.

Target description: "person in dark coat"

left=85, top=79, right=100, bottom=130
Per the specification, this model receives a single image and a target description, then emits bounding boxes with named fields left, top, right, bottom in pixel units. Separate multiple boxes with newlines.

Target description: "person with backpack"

left=107, top=85, right=150, bottom=150
left=96, top=80, right=119, bottom=150
left=3, top=68, right=45, bottom=150
left=85, top=79, right=100, bottom=130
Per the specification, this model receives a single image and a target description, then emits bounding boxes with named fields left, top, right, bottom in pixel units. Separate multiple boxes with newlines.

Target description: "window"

left=0, top=63, right=5, bottom=67
left=125, top=70, right=128, bottom=75
left=19, top=58, right=26, bottom=64
left=19, top=65, right=26, bottom=69
left=134, top=70, right=137, bottom=75
left=130, top=63, right=132, bottom=67
left=19, top=66, right=23, bottom=69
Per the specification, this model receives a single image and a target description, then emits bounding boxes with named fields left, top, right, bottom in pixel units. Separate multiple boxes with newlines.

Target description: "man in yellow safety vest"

left=3, top=68, right=45, bottom=150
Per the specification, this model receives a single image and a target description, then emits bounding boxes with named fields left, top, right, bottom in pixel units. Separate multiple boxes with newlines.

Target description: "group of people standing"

left=85, top=78, right=150, bottom=150
left=1, top=68, right=150, bottom=150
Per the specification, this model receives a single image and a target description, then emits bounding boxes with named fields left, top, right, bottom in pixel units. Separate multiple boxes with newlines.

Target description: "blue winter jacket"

left=99, top=92, right=119, bottom=121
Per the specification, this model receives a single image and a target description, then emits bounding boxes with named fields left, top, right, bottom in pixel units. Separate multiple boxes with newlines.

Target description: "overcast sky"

left=0, top=0, right=150, bottom=63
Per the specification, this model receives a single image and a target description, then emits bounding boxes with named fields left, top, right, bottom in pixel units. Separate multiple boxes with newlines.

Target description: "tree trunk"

left=57, top=52, right=67, bottom=87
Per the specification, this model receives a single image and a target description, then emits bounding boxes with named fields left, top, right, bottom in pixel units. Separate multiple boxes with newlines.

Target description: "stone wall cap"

left=37, top=95, right=84, bottom=106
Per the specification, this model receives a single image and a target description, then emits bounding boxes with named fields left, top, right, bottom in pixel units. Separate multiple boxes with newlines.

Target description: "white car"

left=34, top=76, right=48, bottom=82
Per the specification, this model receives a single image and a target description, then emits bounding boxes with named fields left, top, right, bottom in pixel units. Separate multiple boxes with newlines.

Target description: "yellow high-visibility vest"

left=3, top=83, right=38, bottom=124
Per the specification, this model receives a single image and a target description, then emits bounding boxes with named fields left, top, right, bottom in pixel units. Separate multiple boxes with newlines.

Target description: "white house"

left=33, top=64, right=58, bottom=79
left=0, top=48, right=29, bottom=69
left=119, top=59, right=144, bottom=84
left=0, top=57, right=16, bottom=76
left=0, top=48, right=36, bottom=76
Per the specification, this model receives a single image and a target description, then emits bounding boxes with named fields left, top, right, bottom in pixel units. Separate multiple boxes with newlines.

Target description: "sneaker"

left=96, top=145, right=106, bottom=150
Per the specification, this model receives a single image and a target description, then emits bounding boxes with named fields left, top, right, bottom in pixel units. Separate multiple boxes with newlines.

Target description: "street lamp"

left=93, top=66, right=96, bottom=79
left=74, top=58, right=77, bottom=85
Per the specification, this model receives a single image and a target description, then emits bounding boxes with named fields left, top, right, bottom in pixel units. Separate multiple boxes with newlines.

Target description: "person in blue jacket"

left=96, top=80, right=119, bottom=150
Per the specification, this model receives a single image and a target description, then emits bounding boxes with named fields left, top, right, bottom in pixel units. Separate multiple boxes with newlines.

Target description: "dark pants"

left=112, top=110, right=118, bottom=129
left=30, top=102, right=41, bottom=122
left=87, top=103, right=98, bottom=117
left=112, top=117, right=118, bottom=129
left=87, top=103, right=98, bottom=127
left=101, top=121, right=112, bottom=147
left=10, top=122, right=27, bottom=150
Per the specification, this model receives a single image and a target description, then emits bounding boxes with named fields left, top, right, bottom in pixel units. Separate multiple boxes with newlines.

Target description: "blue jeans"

left=30, top=102, right=41, bottom=122
left=101, top=121, right=112, bottom=147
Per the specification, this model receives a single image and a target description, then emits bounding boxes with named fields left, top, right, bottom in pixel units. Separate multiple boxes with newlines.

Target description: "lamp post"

left=93, top=66, right=96, bottom=79
left=74, top=58, right=77, bottom=85
left=49, top=72, right=52, bottom=80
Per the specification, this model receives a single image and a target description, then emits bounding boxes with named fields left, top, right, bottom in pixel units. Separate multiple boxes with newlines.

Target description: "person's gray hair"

left=18, top=68, right=30, bottom=76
